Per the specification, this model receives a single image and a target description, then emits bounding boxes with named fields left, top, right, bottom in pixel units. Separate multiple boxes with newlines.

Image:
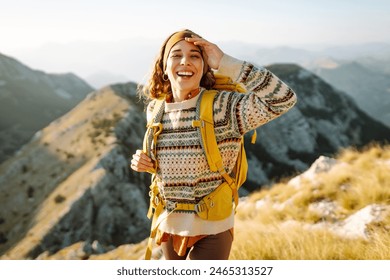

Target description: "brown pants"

left=161, top=230, right=233, bottom=260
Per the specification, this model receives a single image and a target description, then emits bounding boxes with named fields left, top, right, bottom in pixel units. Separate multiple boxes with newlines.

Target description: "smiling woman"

left=165, top=40, right=205, bottom=102
left=131, top=29, right=297, bottom=260
left=141, top=29, right=217, bottom=103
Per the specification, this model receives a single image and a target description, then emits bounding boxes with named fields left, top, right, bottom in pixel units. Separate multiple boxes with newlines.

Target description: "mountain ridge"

left=0, top=52, right=94, bottom=163
left=312, top=61, right=390, bottom=126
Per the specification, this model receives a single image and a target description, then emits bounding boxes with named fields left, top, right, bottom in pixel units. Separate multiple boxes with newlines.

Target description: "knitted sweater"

left=146, top=54, right=297, bottom=236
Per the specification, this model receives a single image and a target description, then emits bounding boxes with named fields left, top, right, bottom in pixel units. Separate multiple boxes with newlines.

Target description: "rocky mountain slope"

left=0, top=83, right=151, bottom=259
left=243, top=64, right=390, bottom=191
left=0, top=64, right=389, bottom=259
left=0, top=53, right=94, bottom=163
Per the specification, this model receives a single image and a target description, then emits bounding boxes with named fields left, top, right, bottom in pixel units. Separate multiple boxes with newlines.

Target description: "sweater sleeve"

left=214, top=54, right=297, bottom=136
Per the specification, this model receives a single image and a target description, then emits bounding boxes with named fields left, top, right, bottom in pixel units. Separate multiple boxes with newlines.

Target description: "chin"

left=177, top=84, right=197, bottom=92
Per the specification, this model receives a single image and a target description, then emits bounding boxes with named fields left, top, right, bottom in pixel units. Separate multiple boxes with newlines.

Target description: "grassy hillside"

left=31, top=144, right=390, bottom=260
left=230, top=144, right=390, bottom=259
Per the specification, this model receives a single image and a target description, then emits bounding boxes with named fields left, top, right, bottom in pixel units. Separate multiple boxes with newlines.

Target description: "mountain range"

left=0, top=54, right=389, bottom=259
left=312, top=61, right=390, bottom=126
left=222, top=42, right=390, bottom=127
left=10, top=41, right=390, bottom=126
left=0, top=53, right=94, bottom=164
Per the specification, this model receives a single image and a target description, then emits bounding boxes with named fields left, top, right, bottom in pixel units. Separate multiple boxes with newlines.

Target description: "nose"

left=180, top=55, right=190, bottom=65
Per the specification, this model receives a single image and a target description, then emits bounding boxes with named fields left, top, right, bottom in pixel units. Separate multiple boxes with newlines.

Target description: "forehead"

left=170, top=40, right=201, bottom=53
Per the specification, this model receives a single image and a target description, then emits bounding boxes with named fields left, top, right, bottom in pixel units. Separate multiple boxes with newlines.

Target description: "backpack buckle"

left=194, top=202, right=206, bottom=214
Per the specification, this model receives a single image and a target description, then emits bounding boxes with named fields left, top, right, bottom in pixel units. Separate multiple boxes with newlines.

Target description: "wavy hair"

left=139, top=29, right=216, bottom=102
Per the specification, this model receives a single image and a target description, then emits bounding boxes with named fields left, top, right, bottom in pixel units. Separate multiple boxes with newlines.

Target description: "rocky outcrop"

left=0, top=83, right=150, bottom=259
left=240, top=155, right=390, bottom=242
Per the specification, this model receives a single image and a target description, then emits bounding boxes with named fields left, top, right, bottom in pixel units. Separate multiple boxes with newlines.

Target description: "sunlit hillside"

left=38, top=144, right=390, bottom=260
left=230, top=144, right=390, bottom=260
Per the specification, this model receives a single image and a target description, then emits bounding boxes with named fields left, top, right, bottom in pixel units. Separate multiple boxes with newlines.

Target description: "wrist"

left=212, top=51, right=224, bottom=70
left=215, top=54, right=243, bottom=81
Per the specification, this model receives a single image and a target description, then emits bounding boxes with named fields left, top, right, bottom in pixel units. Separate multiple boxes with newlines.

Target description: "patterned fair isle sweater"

left=146, top=54, right=297, bottom=237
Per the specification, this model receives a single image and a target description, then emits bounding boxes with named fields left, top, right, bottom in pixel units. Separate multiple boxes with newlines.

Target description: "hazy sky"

left=2, top=0, right=390, bottom=51
left=1, top=0, right=390, bottom=87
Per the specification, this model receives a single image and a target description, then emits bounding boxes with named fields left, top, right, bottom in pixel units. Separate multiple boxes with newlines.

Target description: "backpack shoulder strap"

left=142, top=97, right=165, bottom=174
left=142, top=97, right=166, bottom=260
left=192, top=80, right=255, bottom=207
left=192, top=90, right=234, bottom=186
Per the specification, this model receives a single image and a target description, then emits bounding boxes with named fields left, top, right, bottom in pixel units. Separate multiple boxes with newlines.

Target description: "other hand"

left=130, top=149, right=154, bottom=172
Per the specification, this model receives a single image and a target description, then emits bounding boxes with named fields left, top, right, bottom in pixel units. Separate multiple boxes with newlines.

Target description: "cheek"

left=195, top=59, right=204, bottom=78
left=199, top=59, right=204, bottom=73
left=165, top=60, right=175, bottom=78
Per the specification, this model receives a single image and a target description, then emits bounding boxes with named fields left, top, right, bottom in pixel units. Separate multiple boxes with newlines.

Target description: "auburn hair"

left=139, top=29, right=216, bottom=102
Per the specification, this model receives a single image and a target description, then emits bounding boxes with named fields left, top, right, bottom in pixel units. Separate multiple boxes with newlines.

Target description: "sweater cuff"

left=215, top=54, right=244, bottom=83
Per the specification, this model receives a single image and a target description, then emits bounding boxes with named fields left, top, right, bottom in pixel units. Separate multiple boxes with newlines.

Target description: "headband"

left=162, top=30, right=208, bottom=74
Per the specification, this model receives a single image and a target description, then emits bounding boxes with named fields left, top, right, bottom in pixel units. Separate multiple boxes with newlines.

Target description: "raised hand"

left=185, top=36, right=224, bottom=70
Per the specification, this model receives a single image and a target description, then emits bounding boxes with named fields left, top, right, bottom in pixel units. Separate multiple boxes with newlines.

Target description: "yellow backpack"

left=142, top=74, right=256, bottom=259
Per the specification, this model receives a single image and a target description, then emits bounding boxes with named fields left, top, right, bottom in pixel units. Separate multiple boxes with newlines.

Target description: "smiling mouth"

left=177, top=71, right=194, bottom=77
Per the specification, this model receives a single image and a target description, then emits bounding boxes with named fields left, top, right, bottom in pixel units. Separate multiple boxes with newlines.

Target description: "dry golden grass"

left=230, top=219, right=390, bottom=260
left=231, top=144, right=390, bottom=260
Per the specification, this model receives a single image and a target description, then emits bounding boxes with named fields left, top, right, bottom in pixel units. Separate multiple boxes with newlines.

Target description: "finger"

left=134, top=150, right=152, bottom=163
left=131, top=154, right=154, bottom=168
left=185, top=37, right=210, bottom=46
left=131, top=163, right=147, bottom=172
left=140, top=152, right=152, bottom=163
left=187, top=34, right=202, bottom=40
left=131, top=163, right=150, bottom=172
left=185, top=36, right=202, bottom=42
left=185, top=37, right=214, bottom=61
left=132, top=152, right=154, bottom=166
left=130, top=158, right=154, bottom=172
left=130, top=161, right=140, bottom=171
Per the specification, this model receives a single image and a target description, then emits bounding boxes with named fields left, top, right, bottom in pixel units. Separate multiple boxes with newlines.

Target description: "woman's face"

left=165, top=40, right=204, bottom=97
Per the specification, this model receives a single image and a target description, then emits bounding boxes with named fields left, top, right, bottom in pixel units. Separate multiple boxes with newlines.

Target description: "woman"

left=131, top=29, right=297, bottom=260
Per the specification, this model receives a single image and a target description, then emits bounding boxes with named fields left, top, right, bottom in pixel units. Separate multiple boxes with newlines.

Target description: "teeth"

left=177, top=71, right=193, bottom=76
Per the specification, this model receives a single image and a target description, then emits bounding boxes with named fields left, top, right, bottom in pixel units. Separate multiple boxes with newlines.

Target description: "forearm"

left=216, top=54, right=297, bottom=132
